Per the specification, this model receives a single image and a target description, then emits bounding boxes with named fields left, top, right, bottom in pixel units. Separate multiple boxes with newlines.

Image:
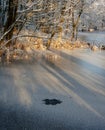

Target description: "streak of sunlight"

left=56, top=84, right=105, bottom=120
left=35, top=60, right=104, bottom=118
left=73, top=52, right=105, bottom=70
left=12, top=68, right=32, bottom=107
left=70, top=71, right=105, bottom=96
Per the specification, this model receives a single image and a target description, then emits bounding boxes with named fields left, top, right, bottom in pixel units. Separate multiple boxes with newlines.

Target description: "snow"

left=0, top=49, right=105, bottom=130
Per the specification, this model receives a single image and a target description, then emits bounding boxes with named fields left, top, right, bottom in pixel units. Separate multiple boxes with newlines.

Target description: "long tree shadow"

left=40, top=56, right=105, bottom=119
left=0, top=57, right=105, bottom=129
left=51, top=49, right=105, bottom=77
left=16, top=57, right=105, bottom=120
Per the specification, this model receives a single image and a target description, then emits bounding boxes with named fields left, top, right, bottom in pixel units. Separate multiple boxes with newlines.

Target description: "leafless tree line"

left=0, top=0, right=96, bottom=49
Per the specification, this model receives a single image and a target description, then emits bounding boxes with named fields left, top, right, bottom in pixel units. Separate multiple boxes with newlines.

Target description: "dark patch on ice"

left=43, top=99, right=62, bottom=105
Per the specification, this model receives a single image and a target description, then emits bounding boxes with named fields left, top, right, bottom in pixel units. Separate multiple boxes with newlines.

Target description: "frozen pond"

left=78, top=32, right=105, bottom=45
left=0, top=49, right=105, bottom=130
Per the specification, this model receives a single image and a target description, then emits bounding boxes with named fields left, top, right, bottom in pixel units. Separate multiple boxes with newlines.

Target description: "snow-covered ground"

left=0, top=49, right=105, bottom=130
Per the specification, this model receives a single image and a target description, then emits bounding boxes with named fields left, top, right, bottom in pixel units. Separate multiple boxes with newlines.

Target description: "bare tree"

left=0, top=0, right=97, bottom=50
left=4, top=0, right=18, bottom=46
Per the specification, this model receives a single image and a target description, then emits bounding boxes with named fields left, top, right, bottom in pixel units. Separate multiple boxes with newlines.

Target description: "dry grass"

left=51, top=39, right=88, bottom=50
left=0, top=36, right=89, bottom=64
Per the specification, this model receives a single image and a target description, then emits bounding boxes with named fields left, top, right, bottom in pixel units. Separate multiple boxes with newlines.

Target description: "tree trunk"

left=46, top=31, right=55, bottom=49
left=71, top=11, right=76, bottom=41
left=4, top=0, right=18, bottom=46
left=71, top=8, right=83, bottom=41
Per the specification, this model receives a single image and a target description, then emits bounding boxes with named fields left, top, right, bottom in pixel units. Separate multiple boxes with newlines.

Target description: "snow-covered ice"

left=0, top=49, right=105, bottom=130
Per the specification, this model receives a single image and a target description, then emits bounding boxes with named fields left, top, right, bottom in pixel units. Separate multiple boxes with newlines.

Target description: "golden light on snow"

left=13, top=55, right=17, bottom=59
left=25, top=55, right=29, bottom=59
